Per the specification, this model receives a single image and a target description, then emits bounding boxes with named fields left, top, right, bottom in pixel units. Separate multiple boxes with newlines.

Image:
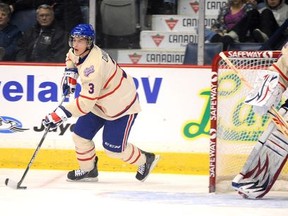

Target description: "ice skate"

left=136, top=152, right=160, bottom=182
left=67, top=156, right=98, bottom=182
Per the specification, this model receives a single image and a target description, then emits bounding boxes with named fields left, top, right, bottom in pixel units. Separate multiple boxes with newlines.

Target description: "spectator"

left=253, top=0, right=288, bottom=43
left=11, top=0, right=84, bottom=33
left=0, top=2, right=21, bottom=61
left=3, top=0, right=84, bottom=33
left=206, top=0, right=260, bottom=50
left=15, top=4, right=69, bottom=62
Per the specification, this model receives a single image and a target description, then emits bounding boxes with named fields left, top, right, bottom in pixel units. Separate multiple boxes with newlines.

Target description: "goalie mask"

left=69, top=24, right=95, bottom=50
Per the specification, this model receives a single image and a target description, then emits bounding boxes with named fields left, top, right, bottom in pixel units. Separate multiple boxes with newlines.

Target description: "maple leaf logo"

left=128, top=53, right=142, bottom=64
left=151, top=34, right=164, bottom=46
left=165, top=18, right=178, bottom=30
left=190, top=1, right=199, bottom=13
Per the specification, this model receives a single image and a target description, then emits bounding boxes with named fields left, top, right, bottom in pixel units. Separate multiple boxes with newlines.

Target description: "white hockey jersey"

left=64, top=45, right=141, bottom=120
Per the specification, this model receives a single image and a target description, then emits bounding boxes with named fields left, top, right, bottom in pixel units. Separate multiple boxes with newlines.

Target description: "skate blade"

left=66, top=177, right=99, bottom=182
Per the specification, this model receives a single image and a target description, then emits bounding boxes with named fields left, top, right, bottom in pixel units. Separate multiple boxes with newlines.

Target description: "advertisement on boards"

left=0, top=64, right=211, bottom=153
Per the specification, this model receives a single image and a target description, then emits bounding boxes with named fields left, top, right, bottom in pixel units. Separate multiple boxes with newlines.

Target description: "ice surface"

left=0, top=169, right=288, bottom=216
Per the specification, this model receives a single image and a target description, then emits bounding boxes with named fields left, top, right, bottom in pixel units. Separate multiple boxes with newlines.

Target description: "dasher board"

left=177, top=0, right=227, bottom=16
left=140, top=31, right=198, bottom=49
left=151, top=15, right=217, bottom=32
left=116, top=49, right=186, bottom=64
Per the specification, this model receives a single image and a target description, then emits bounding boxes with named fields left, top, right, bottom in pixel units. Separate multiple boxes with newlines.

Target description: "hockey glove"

left=61, top=68, right=78, bottom=97
left=42, top=106, right=72, bottom=130
left=252, top=85, right=282, bottom=115
left=245, top=71, right=282, bottom=115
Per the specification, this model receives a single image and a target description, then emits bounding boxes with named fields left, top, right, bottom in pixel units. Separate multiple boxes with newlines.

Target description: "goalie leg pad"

left=232, top=107, right=288, bottom=199
left=232, top=146, right=287, bottom=199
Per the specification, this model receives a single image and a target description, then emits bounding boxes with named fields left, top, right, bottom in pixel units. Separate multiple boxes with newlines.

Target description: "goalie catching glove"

left=61, top=68, right=78, bottom=97
left=245, top=70, right=283, bottom=115
left=42, top=106, right=72, bottom=130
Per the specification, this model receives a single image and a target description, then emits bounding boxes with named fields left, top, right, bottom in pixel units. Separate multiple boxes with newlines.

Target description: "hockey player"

left=232, top=42, right=288, bottom=199
left=42, top=24, right=160, bottom=182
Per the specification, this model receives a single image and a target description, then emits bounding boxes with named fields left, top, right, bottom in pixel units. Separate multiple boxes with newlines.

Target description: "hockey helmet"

left=69, top=24, right=95, bottom=48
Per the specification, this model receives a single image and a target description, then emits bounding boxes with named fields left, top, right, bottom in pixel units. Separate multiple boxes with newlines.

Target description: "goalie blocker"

left=232, top=100, right=288, bottom=199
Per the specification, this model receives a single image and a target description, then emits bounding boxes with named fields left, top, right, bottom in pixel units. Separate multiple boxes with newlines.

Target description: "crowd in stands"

left=0, top=0, right=179, bottom=62
left=0, top=0, right=287, bottom=62
left=205, top=0, right=288, bottom=51
left=206, top=0, right=260, bottom=51
left=0, top=0, right=86, bottom=62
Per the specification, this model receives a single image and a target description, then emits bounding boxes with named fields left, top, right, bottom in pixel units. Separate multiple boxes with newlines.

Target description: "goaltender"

left=232, top=42, right=288, bottom=199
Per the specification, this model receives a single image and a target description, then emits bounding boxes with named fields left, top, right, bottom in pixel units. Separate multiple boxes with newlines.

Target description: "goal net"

left=209, top=50, right=288, bottom=193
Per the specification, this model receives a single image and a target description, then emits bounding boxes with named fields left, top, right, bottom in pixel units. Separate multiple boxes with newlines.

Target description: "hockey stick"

left=5, top=95, right=66, bottom=189
left=219, top=52, right=288, bottom=137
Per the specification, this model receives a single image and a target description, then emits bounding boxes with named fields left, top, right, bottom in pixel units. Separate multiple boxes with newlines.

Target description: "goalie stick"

left=5, top=95, right=66, bottom=189
left=219, top=52, right=288, bottom=138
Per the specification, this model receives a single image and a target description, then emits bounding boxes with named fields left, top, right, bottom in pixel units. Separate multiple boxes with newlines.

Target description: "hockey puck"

left=5, top=178, right=9, bottom=185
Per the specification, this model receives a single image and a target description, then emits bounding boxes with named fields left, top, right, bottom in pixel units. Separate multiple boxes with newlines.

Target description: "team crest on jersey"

left=84, top=65, right=95, bottom=76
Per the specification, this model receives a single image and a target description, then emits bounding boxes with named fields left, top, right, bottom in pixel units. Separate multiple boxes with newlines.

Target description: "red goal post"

left=209, top=50, right=288, bottom=193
